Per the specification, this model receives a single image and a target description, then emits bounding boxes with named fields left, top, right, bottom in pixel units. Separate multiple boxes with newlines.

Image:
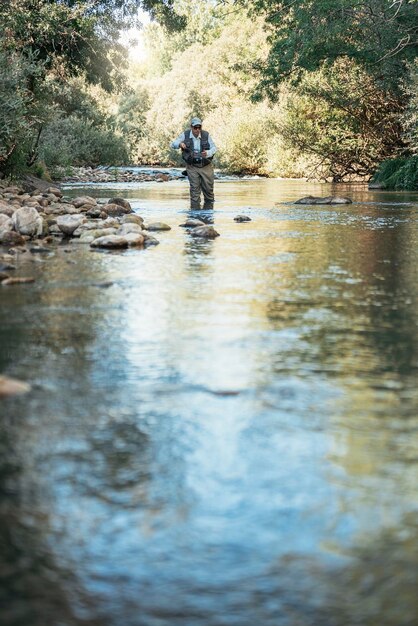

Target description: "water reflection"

left=1, top=180, right=418, bottom=625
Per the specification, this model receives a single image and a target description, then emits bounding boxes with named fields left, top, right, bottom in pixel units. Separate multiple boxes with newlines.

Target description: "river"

left=1, top=177, right=418, bottom=625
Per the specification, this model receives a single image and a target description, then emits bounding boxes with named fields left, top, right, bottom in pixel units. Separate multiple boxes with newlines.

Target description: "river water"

left=1, top=177, right=418, bottom=625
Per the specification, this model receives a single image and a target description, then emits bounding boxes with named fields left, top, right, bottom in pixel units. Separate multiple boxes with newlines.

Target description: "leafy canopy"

left=240, top=0, right=418, bottom=99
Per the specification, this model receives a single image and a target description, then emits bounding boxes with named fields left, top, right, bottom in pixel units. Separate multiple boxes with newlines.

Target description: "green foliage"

left=279, top=59, right=405, bottom=180
left=372, top=156, right=418, bottom=190
left=0, top=0, right=186, bottom=175
left=38, top=114, right=129, bottom=170
left=0, top=43, right=44, bottom=175
left=402, top=60, right=418, bottom=152
left=243, top=0, right=418, bottom=98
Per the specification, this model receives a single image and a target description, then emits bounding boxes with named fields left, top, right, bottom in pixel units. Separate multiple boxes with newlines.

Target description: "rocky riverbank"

left=0, top=180, right=221, bottom=288
left=56, top=166, right=185, bottom=184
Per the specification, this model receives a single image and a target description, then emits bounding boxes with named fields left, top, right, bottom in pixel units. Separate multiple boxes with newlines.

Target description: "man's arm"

left=171, top=132, right=186, bottom=150
left=202, top=134, right=217, bottom=158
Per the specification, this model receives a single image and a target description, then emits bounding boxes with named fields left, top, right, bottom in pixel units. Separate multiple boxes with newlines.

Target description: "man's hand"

left=180, top=142, right=186, bottom=150
left=201, top=150, right=207, bottom=157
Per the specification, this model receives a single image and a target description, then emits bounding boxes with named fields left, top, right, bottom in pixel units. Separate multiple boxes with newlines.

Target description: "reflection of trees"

left=259, top=518, right=418, bottom=626
left=0, top=407, right=153, bottom=625
left=265, top=211, right=418, bottom=384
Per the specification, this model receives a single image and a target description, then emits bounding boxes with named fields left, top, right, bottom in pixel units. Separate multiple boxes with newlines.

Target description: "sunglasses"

left=192, top=125, right=201, bottom=129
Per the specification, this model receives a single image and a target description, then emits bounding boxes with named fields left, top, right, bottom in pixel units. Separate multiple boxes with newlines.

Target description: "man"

left=171, top=117, right=217, bottom=210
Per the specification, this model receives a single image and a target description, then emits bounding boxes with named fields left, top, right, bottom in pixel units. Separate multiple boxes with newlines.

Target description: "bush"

left=372, top=156, right=418, bottom=190
left=0, top=44, right=40, bottom=176
left=38, top=115, right=129, bottom=169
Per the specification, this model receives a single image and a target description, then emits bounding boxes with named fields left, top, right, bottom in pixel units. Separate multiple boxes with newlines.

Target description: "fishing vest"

left=181, top=129, right=213, bottom=166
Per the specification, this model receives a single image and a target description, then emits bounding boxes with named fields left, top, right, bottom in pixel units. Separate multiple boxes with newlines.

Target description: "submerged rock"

left=295, top=195, right=352, bottom=205
left=179, top=218, right=205, bottom=228
left=191, top=225, right=220, bottom=239
left=146, top=222, right=171, bottom=231
left=234, top=215, right=251, bottom=222
left=90, top=235, right=129, bottom=249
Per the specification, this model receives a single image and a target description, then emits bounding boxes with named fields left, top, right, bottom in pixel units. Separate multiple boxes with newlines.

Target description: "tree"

left=242, top=0, right=418, bottom=99
left=0, top=0, right=185, bottom=174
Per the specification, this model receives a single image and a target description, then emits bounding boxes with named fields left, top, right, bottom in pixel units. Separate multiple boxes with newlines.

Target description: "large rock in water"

left=56, top=214, right=85, bottom=236
left=90, top=235, right=128, bottom=249
left=12, top=206, right=43, bottom=236
left=108, top=197, right=132, bottom=212
left=295, top=195, right=352, bottom=205
left=191, top=225, right=220, bottom=239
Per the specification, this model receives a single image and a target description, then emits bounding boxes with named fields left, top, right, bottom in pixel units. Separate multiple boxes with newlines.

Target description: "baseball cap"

left=191, top=117, right=202, bottom=127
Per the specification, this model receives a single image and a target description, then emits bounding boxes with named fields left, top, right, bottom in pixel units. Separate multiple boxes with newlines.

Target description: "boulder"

left=0, top=214, right=13, bottom=233
left=234, top=215, right=251, bottom=222
left=56, top=214, right=86, bottom=236
left=90, top=235, right=129, bottom=249
left=0, top=202, right=14, bottom=217
left=179, top=218, right=205, bottom=228
left=12, top=207, right=43, bottom=237
left=121, top=214, right=144, bottom=226
left=101, top=202, right=132, bottom=217
left=124, top=233, right=145, bottom=247
left=191, top=225, right=220, bottom=239
left=146, top=222, right=171, bottom=231
left=22, top=175, right=55, bottom=193
left=294, top=195, right=352, bottom=205
left=108, top=197, right=132, bottom=212
left=46, top=186, right=63, bottom=197
left=72, top=196, right=97, bottom=209
left=142, top=234, right=160, bottom=247
left=118, top=223, right=143, bottom=235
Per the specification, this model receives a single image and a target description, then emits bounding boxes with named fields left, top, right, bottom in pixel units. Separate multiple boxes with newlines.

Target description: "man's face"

left=191, top=124, right=201, bottom=137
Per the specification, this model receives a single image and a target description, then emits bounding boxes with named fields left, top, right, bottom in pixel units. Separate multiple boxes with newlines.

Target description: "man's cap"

left=191, top=117, right=202, bottom=127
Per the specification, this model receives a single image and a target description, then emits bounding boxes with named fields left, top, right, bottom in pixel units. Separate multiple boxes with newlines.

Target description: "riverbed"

left=1, top=177, right=418, bottom=625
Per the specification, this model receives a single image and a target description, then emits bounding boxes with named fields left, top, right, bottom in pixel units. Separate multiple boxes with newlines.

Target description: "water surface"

left=1, top=178, right=418, bottom=625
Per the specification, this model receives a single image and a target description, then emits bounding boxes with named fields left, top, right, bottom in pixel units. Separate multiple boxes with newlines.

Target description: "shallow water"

left=1, top=177, right=418, bottom=625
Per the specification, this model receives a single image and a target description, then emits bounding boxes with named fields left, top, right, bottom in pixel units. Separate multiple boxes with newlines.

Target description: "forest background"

left=0, top=0, right=417, bottom=188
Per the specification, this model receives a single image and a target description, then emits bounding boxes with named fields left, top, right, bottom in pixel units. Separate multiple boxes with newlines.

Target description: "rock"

left=90, top=235, right=128, bottom=249
left=72, top=196, right=97, bottom=209
left=0, top=375, right=31, bottom=397
left=146, top=222, right=171, bottom=231
left=294, top=195, right=352, bottom=205
left=22, top=175, right=54, bottom=193
left=108, top=197, right=132, bottom=212
left=46, top=186, right=63, bottom=197
left=0, top=231, right=26, bottom=246
left=0, top=214, right=13, bottom=232
left=118, top=223, right=143, bottom=235
left=179, top=218, right=205, bottom=228
left=85, top=207, right=103, bottom=218
left=368, top=181, right=386, bottom=189
left=0, top=271, right=9, bottom=281
left=44, top=202, right=79, bottom=216
left=121, top=214, right=144, bottom=226
left=234, top=215, right=251, bottom=222
left=12, top=206, right=43, bottom=237
left=191, top=225, right=220, bottom=239
left=102, top=203, right=132, bottom=217
left=124, top=233, right=145, bottom=247
left=80, top=228, right=118, bottom=240
left=56, top=214, right=85, bottom=236
left=29, top=245, right=51, bottom=254
left=1, top=276, right=35, bottom=285
left=143, top=234, right=160, bottom=247
left=0, top=202, right=14, bottom=217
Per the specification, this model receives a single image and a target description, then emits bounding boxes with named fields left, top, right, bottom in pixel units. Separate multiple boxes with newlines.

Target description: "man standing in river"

left=171, top=117, right=217, bottom=210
